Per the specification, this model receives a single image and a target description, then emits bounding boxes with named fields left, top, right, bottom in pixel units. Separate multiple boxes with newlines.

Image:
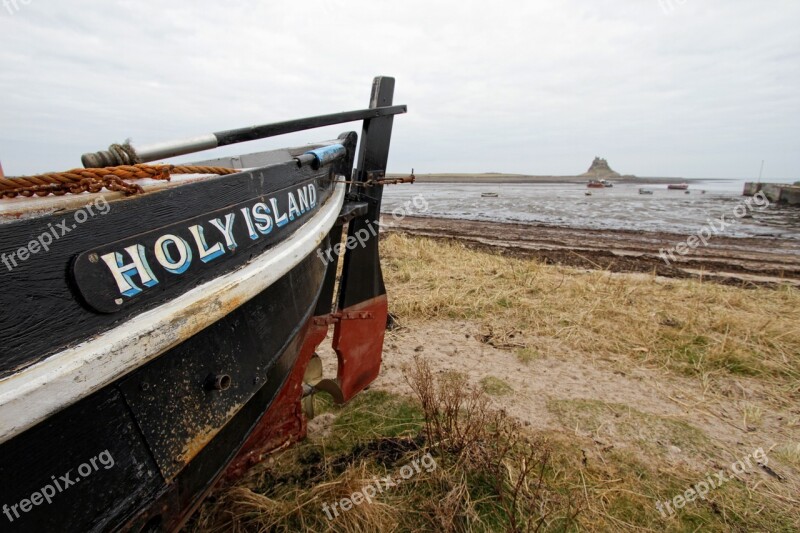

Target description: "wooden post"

left=337, top=76, right=396, bottom=310
left=331, top=76, right=399, bottom=401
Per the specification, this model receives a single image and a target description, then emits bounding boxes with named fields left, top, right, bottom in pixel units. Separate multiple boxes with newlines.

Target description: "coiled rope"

left=0, top=164, right=238, bottom=199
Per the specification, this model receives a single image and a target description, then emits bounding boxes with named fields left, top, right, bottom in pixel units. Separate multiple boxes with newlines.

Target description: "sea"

left=382, top=179, right=800, bottom=240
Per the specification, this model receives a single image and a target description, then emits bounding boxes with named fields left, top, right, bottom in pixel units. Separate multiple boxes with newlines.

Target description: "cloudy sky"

left=1, top=0, right=798, bottom=178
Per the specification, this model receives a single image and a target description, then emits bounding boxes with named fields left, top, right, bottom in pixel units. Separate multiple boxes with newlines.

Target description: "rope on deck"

left=0, top=164, right=238, bottom=199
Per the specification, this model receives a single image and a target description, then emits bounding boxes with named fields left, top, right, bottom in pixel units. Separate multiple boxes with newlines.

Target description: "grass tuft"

left=480, top=376, right=513, bottom=396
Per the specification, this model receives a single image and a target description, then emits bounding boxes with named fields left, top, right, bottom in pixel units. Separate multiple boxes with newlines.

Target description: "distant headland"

left=390, top=157, right=686, bottom=184
left=581, top=157, right=633, bottom=179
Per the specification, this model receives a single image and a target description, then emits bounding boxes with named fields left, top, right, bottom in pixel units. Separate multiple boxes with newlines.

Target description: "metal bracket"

left=342, top=169, right=415, bottom=189
left=335, top=201, right=369, bottom=226
left=376, top=174, right=416, bottom=185
left=365, top=169, right=415, bottom=186
left=343, top=184, right=374, bottom=205
left=313, top=311, right=374, bottom=326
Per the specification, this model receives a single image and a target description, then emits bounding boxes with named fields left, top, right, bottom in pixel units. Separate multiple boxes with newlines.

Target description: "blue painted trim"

left=305, top=144, right=346, bottom=167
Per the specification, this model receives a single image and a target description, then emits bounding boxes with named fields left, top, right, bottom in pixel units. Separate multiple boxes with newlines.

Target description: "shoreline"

left=381, top=215, right=800, bottom=286
left=389, top=173, right=697, bottom=185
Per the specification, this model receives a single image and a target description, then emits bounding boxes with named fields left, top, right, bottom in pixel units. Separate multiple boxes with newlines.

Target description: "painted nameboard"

left=72, top=180, right=322, bottom=313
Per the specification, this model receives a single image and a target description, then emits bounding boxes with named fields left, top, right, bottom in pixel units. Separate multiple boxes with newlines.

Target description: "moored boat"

left=587, top=180, right=604, bottom=188
left=0, top=77, right=407, bottom=532
left=667, top=183, right=689, bottom=190
left=638, top=188, right=653, bottom=195
left=481, top=192, right=499, bottom=198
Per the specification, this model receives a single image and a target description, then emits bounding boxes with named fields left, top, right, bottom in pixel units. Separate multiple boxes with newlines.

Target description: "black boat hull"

left=0, top=251, right=326, bottom=532
left=0, top=75, right=403, bottom=532
left=0, top=140, right=351, bottom=531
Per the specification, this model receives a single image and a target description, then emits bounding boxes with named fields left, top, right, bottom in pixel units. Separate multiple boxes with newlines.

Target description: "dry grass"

left=189, top=363, right=799, bottom=532
left=774, top=442, right=800, bottom=469
left=515, top=347, right=540, bottom=365
left=404, top=357, right=580, bottom=531
left=376, top=234, right=800, bottom=531
left=188, top=391, right=423, bottom=532
left=479, top=376, right=514, bottom=396
left=189, top=360, right=579, bottom=532
left=382, top=234, right=800, bottom=389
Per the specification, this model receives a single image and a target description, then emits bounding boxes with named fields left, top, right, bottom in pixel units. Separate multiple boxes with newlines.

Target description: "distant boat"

left=600, top=179, right=613, bottom=188
left=667, top=183, right=689, bottom=190
left=481, top=192, right=499, bottom=198
left=587, top=180, right=604, bottom=189
left=585, top=191, right=592, bottom=196
left=638, top=188, right=653, bottom=195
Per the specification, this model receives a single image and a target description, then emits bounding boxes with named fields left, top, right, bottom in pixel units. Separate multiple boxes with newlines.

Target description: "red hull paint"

left=333, top=294, right=389, bottom=402
left=222, top=319, right=326, bottom=482
left=332, top=294, right=388, bottom=402
left=221, top=294, right=388, bottom=483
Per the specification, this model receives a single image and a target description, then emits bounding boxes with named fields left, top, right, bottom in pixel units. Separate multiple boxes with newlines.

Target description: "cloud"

left=0, top=0, right=798, bottom=178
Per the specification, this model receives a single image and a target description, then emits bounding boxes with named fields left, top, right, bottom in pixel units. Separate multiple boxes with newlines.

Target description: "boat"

left=584, top=191, right=592, bottom=196
left=0, top=77, right=407, bottom=532
left=600, top=179, right=613, bottom=188
left=638, top=188, right=653, bottom=195
left=667, top=183, right=689, bottom=190
left=587, top=180, right=604, bottom=189
left=481, top=192, right=499, bottom=198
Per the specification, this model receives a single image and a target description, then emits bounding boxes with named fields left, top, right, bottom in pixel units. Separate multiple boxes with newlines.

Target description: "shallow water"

left=382, top=179, right=800, bottom=240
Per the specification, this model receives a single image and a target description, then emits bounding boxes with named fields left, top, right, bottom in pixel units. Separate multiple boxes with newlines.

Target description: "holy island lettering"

left=100, top=184, right=317, bottom=299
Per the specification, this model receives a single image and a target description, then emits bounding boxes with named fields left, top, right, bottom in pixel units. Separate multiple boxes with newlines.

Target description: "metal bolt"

left=204, top=373, right=232, bottom=391
left=88, top=253, right=99, bottom=263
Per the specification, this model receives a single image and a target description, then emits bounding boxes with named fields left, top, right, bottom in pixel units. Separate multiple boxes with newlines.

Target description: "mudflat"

left=383, top=215, right=800, bottom=286
left=389, top=172, right=690, bottom=184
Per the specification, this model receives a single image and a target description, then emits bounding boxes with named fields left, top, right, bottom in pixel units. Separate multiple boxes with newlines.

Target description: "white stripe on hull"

left=0, top=183, right=345, bottom=444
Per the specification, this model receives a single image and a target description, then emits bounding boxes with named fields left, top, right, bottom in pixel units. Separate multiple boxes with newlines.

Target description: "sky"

left=0, top=0, right=798, bottom=179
